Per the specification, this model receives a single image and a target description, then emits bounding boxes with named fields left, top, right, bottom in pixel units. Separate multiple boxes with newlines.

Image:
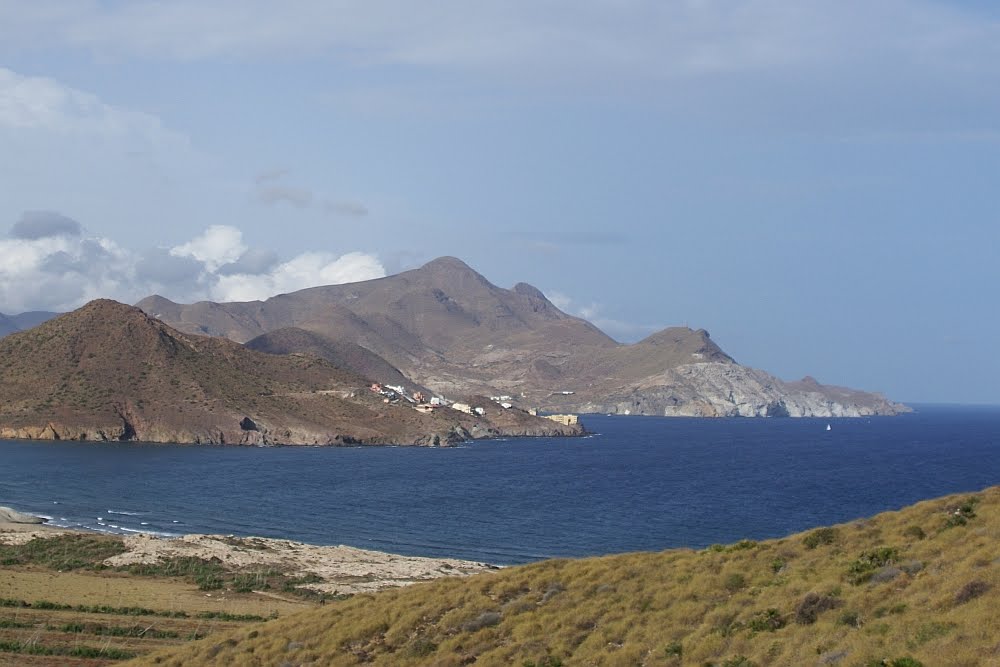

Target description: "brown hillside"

left=0, top=300, right=581, bottom=445
left=244, top=327, right=424, bottom=394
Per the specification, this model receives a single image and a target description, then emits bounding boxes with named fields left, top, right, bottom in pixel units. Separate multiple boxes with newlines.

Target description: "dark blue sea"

left=1, top=405, right=998, bottom=565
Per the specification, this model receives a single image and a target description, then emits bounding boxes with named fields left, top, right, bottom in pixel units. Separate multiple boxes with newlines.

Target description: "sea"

left=1, top=404, right=998, bottom=565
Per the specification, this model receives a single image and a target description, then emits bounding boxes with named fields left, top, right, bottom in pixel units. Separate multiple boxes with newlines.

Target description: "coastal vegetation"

left=117, top=485, right=999, bottom=666
left=2, top=487, right=997, bottom=665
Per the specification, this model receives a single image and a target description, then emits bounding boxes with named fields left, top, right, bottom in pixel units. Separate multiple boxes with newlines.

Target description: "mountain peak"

left=419, top=256, right=475, bottom=273
left=411, top=256, right=496, bottom=292
left=512, top=282, right=547, bottom=300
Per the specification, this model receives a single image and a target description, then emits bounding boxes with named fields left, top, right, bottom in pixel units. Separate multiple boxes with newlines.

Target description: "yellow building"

left=543, top=414, right=578, bottom=426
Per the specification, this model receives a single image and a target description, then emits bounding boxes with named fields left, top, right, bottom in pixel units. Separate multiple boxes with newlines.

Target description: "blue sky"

left=0, top=1, right=998, bottom=404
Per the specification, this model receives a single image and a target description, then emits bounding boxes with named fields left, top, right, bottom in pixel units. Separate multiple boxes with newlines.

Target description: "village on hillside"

left=366, top=382, right=579, bottom=426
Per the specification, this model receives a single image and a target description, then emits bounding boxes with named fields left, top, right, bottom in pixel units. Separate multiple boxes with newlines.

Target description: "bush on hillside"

left=803, top=527, right=839, bottom=549
left=795, top=593, right=842, bottom=625
left=954, top=580, right=990, bottom=605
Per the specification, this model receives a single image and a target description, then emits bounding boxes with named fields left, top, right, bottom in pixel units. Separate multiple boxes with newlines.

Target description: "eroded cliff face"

left=573, top=362, right=908, bottom=418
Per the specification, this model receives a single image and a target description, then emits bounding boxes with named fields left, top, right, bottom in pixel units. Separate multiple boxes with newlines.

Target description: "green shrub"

left=944, top=497, right=979, bottom=528
left=196, top=572, right=224, bottom=590
left=664, top=641, right=683, bottom=657
left=0, top=535, right=127, bottom=571
left=838, top=610, right=862, bottom=627
left=747, top=608, right=785, bottom=632
left=803, top=527, right=838, bottom=549
left=848, top=547, right=899, bottom=584
left=724, top=573, right=747, bottom=592
left=728, top=540, right=758, bottom=552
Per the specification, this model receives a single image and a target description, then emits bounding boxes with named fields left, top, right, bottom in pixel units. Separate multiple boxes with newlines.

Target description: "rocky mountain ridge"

left=135, top=257, right=907, bottom=418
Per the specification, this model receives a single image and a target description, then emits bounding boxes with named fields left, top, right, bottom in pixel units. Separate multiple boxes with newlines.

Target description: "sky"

left=0, top=1, right=998, bottom=405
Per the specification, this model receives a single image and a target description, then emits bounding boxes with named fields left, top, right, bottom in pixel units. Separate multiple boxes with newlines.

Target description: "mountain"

left=0, top=310, right=58, bottom=337
left=136, top=257, right=908, bottom=418
left=244, top=327, right=428, bottom=395
left=129, top=486, right=998, bottom=666
left=0, top=300, right=581, bottom=445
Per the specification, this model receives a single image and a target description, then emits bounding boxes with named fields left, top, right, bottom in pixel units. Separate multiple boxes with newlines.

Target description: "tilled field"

left=0, top=601, right=263, bottom=666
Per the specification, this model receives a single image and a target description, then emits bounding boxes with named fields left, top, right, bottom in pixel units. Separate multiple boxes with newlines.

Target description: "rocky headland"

left=0, top=299, right=582, bottom=446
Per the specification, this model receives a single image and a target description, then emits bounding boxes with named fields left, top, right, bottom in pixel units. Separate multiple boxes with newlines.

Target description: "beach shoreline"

left=1, top=505, right=496, bottom=595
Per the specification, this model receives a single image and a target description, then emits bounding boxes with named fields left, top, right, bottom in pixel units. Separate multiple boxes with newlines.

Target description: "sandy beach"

left=0, top=506, right=495, bottom=595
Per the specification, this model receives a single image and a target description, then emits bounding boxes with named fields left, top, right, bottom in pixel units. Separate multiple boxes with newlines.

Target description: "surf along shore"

left=0, top=505, right=495, bottom=596
left=1, top=504, right=497, bottom=664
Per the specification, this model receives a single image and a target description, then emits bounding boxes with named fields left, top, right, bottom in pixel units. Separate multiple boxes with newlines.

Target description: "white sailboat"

left=826, top=423, right=832, bottom=431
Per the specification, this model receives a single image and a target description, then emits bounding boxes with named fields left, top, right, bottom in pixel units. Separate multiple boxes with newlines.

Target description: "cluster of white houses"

left=368, top=382, right=576, bottom=424
left=368, top=383, right=492, bottom=416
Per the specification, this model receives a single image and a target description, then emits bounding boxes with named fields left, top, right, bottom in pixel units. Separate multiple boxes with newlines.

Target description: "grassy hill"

left=127, top=486, right=1000, bottom=666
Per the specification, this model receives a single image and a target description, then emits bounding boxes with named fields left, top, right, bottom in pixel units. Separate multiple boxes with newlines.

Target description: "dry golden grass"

left=0, top=570, right=307, bottom=618
left=127, top=486, right=1000, bottom=667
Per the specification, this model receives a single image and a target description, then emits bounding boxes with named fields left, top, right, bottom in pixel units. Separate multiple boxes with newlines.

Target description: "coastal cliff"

left=571, top=363, right=907, bottom=418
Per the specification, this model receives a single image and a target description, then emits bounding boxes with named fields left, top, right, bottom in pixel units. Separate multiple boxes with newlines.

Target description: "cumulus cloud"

left=169, top=225, right=247, bottom=272
left=10, top=211, right=82, bottom=239
left=0, top=214, right=385, bottom=313
left=213, top=251, right=385, bottom=301
left=0, top=233, right=133, bottom=313
left=0, top=67, right=191, bottom=150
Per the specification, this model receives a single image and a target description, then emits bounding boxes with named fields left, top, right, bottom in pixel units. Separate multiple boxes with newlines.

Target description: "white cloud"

left=0, top=216, right=385, bottom=313
left=0, top=67, right=190, bottom=150
left=170, top=225, right=247, bottom=272
left=0, top=230, right=133, bottom=313
left=213, top=251, right=385, bottom=301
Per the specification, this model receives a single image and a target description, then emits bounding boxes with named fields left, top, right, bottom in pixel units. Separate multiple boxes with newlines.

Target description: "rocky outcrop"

left=573, top=362, right=908, bottom=418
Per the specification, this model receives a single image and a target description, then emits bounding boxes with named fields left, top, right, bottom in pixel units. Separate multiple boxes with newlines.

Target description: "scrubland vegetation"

left=3, top=486, right=997, bottom=665
left=128, top=486, right=999, bottom=666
